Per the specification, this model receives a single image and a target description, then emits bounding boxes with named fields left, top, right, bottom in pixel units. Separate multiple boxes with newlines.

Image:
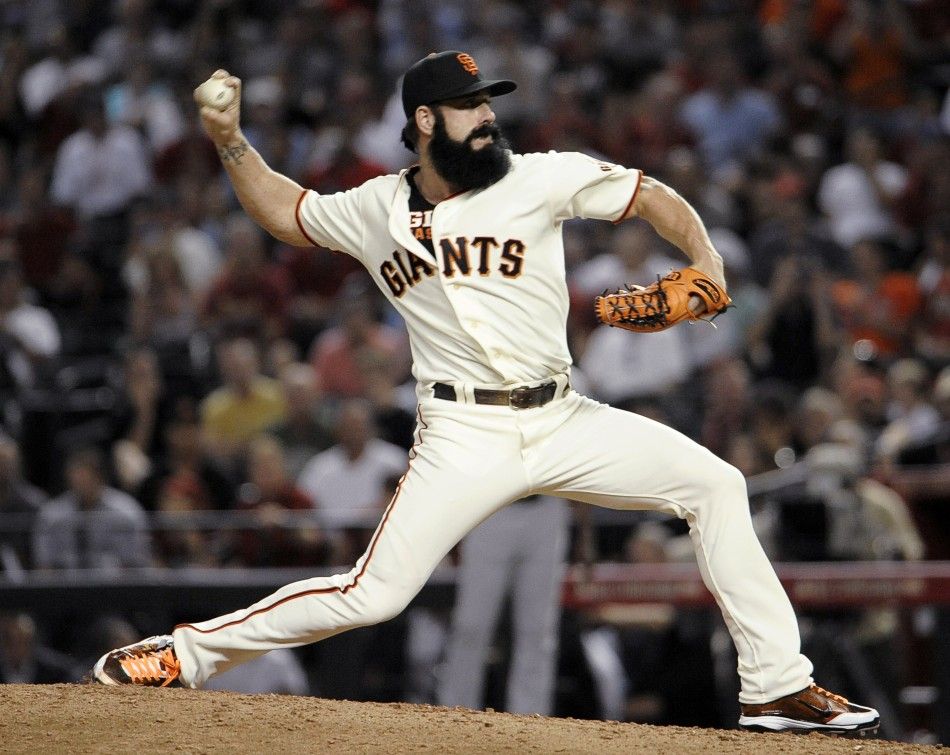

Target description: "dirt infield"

left=0, top=684, right=942, bottom=754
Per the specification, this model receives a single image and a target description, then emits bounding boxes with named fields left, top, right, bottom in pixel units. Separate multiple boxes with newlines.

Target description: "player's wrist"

left=215, top=131, right=252, bottom=166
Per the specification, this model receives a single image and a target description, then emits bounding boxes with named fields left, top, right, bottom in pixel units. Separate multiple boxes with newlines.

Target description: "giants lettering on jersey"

left=380, top=237, right=526, bottom=298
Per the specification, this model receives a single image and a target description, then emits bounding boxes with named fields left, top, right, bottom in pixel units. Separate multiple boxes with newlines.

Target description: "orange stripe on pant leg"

left=175, top=407, right=430, bottom=635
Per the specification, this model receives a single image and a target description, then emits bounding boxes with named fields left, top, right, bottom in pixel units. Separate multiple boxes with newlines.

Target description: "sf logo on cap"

left=456, top=53, right=479, bottom=75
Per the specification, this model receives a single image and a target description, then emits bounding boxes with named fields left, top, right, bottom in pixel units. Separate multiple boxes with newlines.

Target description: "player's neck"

left=415, top=159, right=459, bottom=204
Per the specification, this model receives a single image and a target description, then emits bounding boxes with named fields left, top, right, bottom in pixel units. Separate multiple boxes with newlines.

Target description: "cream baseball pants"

left=173, top=389, right=813, bottom=704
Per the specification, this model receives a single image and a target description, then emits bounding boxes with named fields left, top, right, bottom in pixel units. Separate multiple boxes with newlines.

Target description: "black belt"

left=433, top=380, right=561, bottom=409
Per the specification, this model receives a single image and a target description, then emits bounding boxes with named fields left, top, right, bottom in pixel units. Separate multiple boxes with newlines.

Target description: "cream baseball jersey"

left=296, top=151, right=642, bottom=387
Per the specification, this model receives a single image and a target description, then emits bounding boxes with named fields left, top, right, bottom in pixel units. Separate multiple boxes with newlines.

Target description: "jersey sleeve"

left=547, top=152, right=642, bottom=224
left=295, top=186, right=366, bottom=258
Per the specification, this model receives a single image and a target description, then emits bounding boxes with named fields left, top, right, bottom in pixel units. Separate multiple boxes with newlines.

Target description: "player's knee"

left=722, top=462, right=748, bottom=496
left=358, top=587, right=414, bottom=626
left=696, top=460, right=749, bottom=512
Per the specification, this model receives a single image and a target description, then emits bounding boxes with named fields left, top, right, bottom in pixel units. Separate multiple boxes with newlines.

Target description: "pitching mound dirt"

left=0, top=684, right=942, bottom=754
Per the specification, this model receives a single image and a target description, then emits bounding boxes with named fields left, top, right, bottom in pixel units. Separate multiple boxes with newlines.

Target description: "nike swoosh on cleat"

left=799, top=699, right=838, bottom=717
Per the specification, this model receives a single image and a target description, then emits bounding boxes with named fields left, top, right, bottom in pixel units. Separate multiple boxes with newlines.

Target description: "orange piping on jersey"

left=612, top=170, right=643, bottom=225
left=175, top=408, right=430, bottom=635
left=294, top=189, right=321, bottom=247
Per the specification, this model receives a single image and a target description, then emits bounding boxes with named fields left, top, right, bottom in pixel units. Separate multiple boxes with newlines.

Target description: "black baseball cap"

left=401, top=51, right=517, bottom=119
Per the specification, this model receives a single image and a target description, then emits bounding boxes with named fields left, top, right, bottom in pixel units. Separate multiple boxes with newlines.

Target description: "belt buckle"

left=508, top=386, right=534, bottom=410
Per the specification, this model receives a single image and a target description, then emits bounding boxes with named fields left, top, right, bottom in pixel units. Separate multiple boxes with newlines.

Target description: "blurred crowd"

left=0, top=0, right=947, bottom=737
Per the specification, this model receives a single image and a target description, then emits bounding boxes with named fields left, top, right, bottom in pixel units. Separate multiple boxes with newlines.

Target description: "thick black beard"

left=427, top=113, right=511, bottom=192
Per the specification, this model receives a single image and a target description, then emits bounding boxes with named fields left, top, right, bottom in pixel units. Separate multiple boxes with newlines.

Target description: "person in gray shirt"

left=0, top=436, right=47, bottom=573
left=32, top=447, right=151, bottom=570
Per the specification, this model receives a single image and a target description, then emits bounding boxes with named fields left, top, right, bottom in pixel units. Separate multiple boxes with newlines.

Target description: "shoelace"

left=810, top=684, right=849, bottom=706
left=118, top=648, right=181, bottom=687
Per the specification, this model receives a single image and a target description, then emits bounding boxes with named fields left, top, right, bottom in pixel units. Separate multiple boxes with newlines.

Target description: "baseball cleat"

left=92, top=635, right=181, bottom=687
left=738, top=684, right=879, bottom=735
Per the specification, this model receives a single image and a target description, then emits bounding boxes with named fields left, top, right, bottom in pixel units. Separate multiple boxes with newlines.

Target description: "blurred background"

left=0, top=0, right=947, bottom=744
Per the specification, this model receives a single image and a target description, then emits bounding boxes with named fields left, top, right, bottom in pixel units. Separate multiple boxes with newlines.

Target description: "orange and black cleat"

left=92, top=635, right=181, bottom=688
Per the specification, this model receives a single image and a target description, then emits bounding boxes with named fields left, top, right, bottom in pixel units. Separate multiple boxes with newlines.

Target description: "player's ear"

left=416, top=105, right=436, bottom=138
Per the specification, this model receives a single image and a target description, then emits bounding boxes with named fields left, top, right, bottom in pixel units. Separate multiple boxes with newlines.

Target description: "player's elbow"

left=245, top=206, right=311, bottom=248
left=269, top=223, right=312, bottom=248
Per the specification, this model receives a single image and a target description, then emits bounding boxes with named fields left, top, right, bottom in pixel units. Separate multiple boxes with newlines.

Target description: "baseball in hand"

left=194, top=77, right=236, bottom=111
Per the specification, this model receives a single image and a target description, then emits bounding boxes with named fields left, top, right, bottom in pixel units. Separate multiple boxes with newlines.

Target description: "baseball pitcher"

left=93, top=51, right=879, bottom=735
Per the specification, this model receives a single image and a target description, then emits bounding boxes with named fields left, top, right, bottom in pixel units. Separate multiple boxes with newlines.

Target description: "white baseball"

left=195, top=77, right=236, bottom=111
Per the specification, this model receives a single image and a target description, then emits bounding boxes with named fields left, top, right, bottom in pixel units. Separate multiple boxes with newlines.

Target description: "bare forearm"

left=216, top=132, right=308, bottom=245
left=630, top=176, right=725, bottom=288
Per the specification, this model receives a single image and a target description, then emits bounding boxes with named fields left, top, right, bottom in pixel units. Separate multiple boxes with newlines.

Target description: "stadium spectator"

left=831, top=237, right=922, bottom=359
left=232, top=435, right=326, bottom=568
left=0, top=612, right=73, bottom=684
left=817, top=128, right=908, bottom=251
left=699, top=358, right=754, bottom=459
left=32, top=446, right=151, bottom=570
left=301, top=128, right=387, bottom=196
left=746, top=194, right=846, bottom=291
left=200, top=337, right=287, bottom=466
left=8, top=165, right=76, bottom=303
left=125, top=178, right=225, bottom=298
left=876, top=359, right=941, bottom=464
left=830, top=0, right=918, bottom=115
left=126, top=243, right=204, bottom=398
left=152, top=116, right=222, bottom=186
left=297, top=399, right=405, bottom=563
left=747, top=383, right=801, bottom=472
left=677, top=50, right=782, bottom=179
left=91, top=0, right=186, bottom=80
left=109, top=347, right=172, bottom=492
left=0, top=436, right=47, bottom=574
left=49, top=89, right=152, bottom=273
left=277, top=242, right=363, bottom=356
left=104, top=59, right=185, bottom=153
left=267, top=362, right=335, bottom=480
left=795, top=387, right=847, bottom=453
left=892, top=365, right=950, bottom=468
left=18, top=24, right=104, bottom=123
left=201, top=215, right=291, bottom=343
left=521, top=73, right=598, bottom=155
left=831, top=354, right=889, bottom=451
left=746, top=254, right=838, bottom=390
left=760, top=10, right=838, bottom=136
left=309, top=282, right=408, bottom=400
left=469, top=7, right=555, bottom=144
left=914, top=216, right=950, bottom=365
left=895, top=134, right=950, bottom=238
left=139, top=407, right=235, bottom=567
left=577, top=519, right=717, bottom=726
left=360, top=349, right=416, bottom=451
left=0, top=249, right=61, bottom=394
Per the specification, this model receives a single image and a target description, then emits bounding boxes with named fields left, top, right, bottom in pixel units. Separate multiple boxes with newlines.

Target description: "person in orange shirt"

left=832, top=238, right=922, bottom=357
left=758, top=0, right=847, bottom=43
left=831, top=0, right=919, bottom=111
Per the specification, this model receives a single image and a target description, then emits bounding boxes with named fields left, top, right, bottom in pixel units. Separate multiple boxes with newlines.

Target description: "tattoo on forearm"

left=219, top=141, right=249, bottom=165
